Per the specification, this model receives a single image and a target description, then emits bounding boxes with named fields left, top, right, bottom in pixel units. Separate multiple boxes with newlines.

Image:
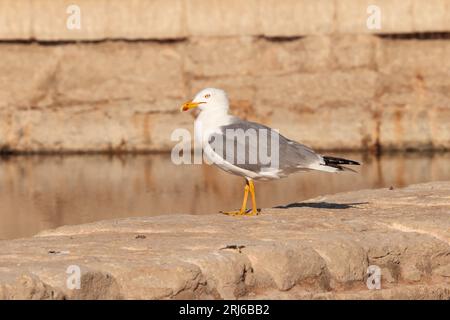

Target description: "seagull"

left=181, top=88, right=360, bottom=216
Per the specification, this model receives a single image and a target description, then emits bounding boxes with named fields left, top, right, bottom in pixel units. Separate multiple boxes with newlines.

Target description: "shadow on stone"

left=274, top=202, right=368, bottom=210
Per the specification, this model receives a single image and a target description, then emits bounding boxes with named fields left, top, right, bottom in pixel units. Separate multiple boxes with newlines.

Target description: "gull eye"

left=204, top=94, right=211, bottom=98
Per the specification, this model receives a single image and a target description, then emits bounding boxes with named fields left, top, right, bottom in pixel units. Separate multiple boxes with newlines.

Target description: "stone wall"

left=0, top=0, right=449, bottom=152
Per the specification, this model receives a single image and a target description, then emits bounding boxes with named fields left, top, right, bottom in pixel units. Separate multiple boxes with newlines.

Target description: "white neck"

left=194, top=108, right=234, bottom=145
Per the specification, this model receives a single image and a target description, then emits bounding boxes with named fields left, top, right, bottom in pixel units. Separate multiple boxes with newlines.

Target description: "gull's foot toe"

left=220, top=209, right=259, bottom=216
left=220, top=210, right=242, bottom=216
left=247, top=208, right=260, bottom=216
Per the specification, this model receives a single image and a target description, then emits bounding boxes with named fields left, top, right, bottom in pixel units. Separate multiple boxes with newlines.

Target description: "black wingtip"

left=323, top=156, right=360, bottom=166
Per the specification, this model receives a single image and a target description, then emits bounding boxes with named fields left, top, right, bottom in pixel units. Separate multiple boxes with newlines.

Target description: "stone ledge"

left=0, top=0, right=449, bottom=40
left=0, top=181, right=449, bottom=299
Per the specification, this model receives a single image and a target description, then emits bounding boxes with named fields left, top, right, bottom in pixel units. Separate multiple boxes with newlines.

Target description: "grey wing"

left=207, top=118, right=323, bottom=174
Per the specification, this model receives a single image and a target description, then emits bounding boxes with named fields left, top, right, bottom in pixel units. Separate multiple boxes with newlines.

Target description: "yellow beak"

left=180, top=101, right=205, bottom=112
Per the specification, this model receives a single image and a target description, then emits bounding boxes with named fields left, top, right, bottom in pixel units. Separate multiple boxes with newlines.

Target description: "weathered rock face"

left=0, top=182, right=449, bottom=299
left=1, top=0, right=450, bottom=40
left=0, top=35, right=449, bottom=152
left=0, top=0, right=449, bottom=152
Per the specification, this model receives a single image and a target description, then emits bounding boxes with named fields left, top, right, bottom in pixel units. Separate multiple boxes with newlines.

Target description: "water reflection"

left=0, top=152, right=449, bottom=240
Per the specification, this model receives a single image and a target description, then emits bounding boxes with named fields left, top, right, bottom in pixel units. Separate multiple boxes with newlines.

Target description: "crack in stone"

left=386, top=223, right=450, bottom=246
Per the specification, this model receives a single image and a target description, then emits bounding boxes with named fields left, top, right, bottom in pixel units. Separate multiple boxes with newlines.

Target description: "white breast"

left=194, top=110, right=233, bottom=147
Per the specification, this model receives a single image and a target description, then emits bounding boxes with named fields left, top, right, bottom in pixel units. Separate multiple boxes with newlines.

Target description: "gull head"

left=181, top=88, right=229, bottom=113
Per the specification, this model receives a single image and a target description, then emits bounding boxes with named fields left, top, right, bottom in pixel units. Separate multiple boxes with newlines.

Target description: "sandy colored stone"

left=0, top=34, right=450, bottom=152
left=337, top=0, right=414, bottom=34
left=0, top=108, right=191, bottom=152
left=375, top=39, right=450, bottom=151
left=256, top=36, right=332, bottom=74
left=255, top=71, right=378, bottom=107
left=186, top=36, right=333, bottom=77
left=330, top=35, right=378, bottom=70
left=0, top=0, right=32, bottom=40
left=54, top=42, right=185, bottom=109
left=31, top=0, right=185, bottom=40
left=377, top=102, right=450, bottom=151
left=0, top=41, right=188, bottom=152
left=186, top=0, right=259, bottom=36
left=260, top=0, right=335, bottom=36
left=0, top=44, right=58, bottom=109
left=253, top=71, right=378, bottom=150
left=0, top=274, right=64, bottom=300
left=0, top=36, right=374, bottom=152
left=0, top=182, right=448, bottom=299
left=1, top=0, right=450, bottom=40
left=105, top=0, right=186, bottom=40
left=185, top=37, right=257, bottom=77
left=31, top=0, right=107, bottom=41
left=376, top=39, right=450, bottom=77
left=244, top=243, right=327, bottom=291
left=0, top=42, right=185, bottom=110
left=412, top=0, right=450, bottom=32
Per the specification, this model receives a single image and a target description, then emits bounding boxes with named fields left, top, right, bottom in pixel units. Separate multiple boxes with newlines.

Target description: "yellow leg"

left=240, top=184, right=249, bottom=213
left=221, top=180, right=257, bottom=216
left=248, top=180, right=259, bottom=215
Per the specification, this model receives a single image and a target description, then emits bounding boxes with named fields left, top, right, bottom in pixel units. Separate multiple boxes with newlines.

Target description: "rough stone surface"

left=1, top=0, right=450, bottom=39
left=375, top=39, right=450, bottom=151
left=0, top=41, right=188, bottom=152
left=0, top=1, right=450, bottom=152
left=1, top=34, right=449, bottom=152
left=260, top=0, right=335, bottom=36
left=0, top=182, right=449, bottom=299
left=2, top=0, right=186, bottom=41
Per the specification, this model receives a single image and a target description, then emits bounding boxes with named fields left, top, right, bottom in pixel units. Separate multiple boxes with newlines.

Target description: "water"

left=0, top=152, right=449, bottom=240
